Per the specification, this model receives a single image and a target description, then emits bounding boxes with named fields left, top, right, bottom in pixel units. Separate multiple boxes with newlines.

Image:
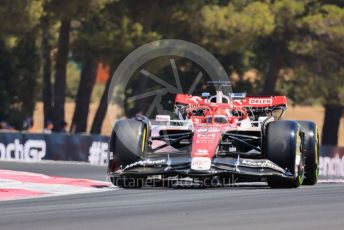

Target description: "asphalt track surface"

left=1, top=161, right=344, bottom=230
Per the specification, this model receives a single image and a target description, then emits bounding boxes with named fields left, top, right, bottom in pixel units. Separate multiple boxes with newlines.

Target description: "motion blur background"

left=0, top=0, right=343, bottom=146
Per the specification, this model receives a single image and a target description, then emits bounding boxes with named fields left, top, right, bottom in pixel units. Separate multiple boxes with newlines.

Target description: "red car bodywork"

left=175, top=94, right=288, bottom=168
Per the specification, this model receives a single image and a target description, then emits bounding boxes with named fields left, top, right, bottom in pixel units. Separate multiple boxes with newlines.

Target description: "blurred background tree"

left=0, top=0, right=43, bottom=129
left=0, top=0, right=343, bottom=144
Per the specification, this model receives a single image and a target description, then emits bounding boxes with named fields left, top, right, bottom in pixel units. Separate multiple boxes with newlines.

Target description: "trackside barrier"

left=0, top=131, right=110, bottom=165
left=319, top=146, right=344, bottom=181
left=0, top=132, right=343, bottom=181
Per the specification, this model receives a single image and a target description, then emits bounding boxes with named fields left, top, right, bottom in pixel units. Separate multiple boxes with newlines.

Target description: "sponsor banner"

left=319, top=146, right=344, bottom=181
left=0, top=132, right=110, bottom=166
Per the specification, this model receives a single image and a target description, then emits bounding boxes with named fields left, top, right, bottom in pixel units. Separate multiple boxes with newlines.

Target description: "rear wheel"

left=264, top=120, right=304, bottom=188
left=298, top=121, right=319, bottom=185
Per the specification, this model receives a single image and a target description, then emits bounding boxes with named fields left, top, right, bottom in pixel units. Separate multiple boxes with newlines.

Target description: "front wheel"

left=108, top=117, right=148, bottom=188
left=264, top=120, right=305, bottom=188
left=109, top=118, right=147, bottom=167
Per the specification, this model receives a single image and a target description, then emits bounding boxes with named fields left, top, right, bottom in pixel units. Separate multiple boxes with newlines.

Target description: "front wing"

left=109, top=154, right=294, bottom=179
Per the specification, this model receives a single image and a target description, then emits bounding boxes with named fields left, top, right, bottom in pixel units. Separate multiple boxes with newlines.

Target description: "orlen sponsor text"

left=248, top=98, right=272, bottom=105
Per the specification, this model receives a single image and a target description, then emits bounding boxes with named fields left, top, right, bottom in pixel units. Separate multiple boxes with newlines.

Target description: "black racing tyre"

left=110, top=118, right=147, bottom=167
left=108, top=118, right=148, bottom=188
left=264, top=120, right=304, bottom=188
left=298, top=121, right=319, bottom=185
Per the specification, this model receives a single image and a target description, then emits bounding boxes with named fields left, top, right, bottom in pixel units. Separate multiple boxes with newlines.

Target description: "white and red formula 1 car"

left=108, top=81, right=319, bottom=188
